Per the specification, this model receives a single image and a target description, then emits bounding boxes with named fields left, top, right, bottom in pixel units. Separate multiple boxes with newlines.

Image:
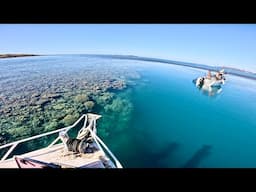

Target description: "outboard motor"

left=196, top=77, right=204, bottom=88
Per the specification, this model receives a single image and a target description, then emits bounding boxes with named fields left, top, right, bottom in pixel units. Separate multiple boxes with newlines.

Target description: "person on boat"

left=215, top=72, right=221, bottom=80
left=206, top=70, right=212, bottom=79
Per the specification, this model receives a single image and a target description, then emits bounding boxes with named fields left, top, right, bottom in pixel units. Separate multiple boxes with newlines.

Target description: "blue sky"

left=1, top=24, right=256, bottom=72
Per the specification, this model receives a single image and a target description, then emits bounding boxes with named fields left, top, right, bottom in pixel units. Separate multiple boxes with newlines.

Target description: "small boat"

left=194, top=70, right=225, bottom=88
left=192, top=70, right=226, bottom=96
left=0, top=113, right=123, bottom=168
left=195, top=77, right=225, bottom=88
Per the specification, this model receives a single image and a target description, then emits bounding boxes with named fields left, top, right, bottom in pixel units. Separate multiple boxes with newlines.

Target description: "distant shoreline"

left=0, top=54, right=40, bottom=59
left=83, top=54, right=256, bottom=81
left=1, top=53, right=255, bottom=80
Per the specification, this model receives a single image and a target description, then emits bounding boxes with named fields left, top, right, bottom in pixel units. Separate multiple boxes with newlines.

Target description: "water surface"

left=1, top=55, right=256, bottom=168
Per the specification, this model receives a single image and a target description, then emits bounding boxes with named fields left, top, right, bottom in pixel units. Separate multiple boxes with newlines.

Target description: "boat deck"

left=0, top=143, right=110, bottom=168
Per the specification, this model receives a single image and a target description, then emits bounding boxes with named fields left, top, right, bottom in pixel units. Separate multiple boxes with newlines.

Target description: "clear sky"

left=1, top=24, right=256, bottom=72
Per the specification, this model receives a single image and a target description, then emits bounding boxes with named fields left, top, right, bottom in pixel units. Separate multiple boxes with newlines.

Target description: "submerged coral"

left=0, top=56, right=141, bottom=145
left=74, top=94, right=89, bottom=103
left=84, top=101, right=95, bottom=111
left=97, top=91, right=133, bottom=139
left=62, top=114, right=79, bottom=126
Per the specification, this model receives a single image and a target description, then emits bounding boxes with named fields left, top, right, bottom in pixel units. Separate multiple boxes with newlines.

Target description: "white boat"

left=192, top=70, right=226, bottom=96
left=195, top=70, right=225, bottom=88
left=196, top=77, right=225, bottom=88
left=0, top=113, right=123, bottom=168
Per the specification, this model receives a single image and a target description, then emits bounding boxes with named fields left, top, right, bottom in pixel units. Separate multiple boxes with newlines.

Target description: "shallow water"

left=1, top=55, right=256, bottom=168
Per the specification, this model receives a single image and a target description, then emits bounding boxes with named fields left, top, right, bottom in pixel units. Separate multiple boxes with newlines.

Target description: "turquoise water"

left=1, top=55, right=256, bottom=168
left=102, top=61, right=256, bottom=168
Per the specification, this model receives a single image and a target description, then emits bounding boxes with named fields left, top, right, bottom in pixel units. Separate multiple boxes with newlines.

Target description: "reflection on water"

left=200, top=86, right=222, bottom=97
left=192, top=79, right=223, bottom=97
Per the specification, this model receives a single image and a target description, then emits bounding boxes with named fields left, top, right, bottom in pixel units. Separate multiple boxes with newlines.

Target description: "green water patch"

left=97, top=88, right=133, bottom=140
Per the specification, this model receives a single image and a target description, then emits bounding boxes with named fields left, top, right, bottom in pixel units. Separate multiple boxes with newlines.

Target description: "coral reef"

left=0, top=56, right=141, bottom=145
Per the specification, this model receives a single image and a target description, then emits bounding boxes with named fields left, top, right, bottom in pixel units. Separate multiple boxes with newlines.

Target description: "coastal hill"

left=0, top=54, right=39, bottom=59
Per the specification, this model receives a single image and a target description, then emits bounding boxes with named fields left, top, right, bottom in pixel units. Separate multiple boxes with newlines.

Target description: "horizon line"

left=1, top=53, right=256, bottom=77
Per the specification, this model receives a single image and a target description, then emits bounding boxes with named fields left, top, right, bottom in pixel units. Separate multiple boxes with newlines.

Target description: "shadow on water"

left=151, top=142, right=180, bottom=167
left=136, top=139, right=180, bottom=167
left=154, top=142, right=180, bottom=158
left=131, top=127, right=181, bottom=167
left=183, top=145, right=212, bottom=168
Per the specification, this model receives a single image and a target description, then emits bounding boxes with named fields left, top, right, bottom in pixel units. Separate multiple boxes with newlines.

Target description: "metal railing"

left=0, top=114, right=123, bottom=168
left=88, top=128, right=123, bottom=168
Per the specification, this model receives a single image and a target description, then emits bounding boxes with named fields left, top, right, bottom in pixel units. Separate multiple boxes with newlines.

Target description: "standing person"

left=215, top=72, right=221, bottom=80
left=206, top=70, right=212, bottom=79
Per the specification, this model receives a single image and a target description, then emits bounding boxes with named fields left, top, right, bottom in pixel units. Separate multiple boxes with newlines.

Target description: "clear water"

left=114, top=62, right=256, bottom=168
left=1, top=55, right=256, bottom=168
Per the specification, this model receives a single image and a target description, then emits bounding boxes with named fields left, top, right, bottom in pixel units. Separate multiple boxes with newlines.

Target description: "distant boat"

left=0, top=113, right=123, bottom=168
left=193, top=69, right=226, bottom=93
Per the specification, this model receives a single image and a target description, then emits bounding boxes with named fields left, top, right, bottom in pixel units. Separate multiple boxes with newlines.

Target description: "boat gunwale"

left=0, top=113, right=123, bottom=168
